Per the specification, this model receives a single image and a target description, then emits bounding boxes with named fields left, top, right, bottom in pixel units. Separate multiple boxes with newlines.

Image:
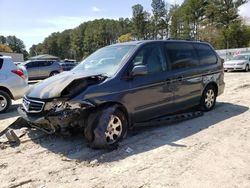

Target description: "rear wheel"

left=84, top=106, right=127, bottom=149
left=200, top=85, right=217, bottom=111
left=0, top=90, right=11, bottom=113
left=50, top=71, right=59, bottom=77
left=245, top=65, right=249, bottom=72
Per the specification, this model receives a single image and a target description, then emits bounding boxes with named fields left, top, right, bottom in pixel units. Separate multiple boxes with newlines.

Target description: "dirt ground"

left=1, top=72, right=250, bottom=188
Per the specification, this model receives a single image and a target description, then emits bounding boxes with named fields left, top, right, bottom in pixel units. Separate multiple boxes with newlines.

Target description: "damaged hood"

left=26, top=71, right=104, bottom=99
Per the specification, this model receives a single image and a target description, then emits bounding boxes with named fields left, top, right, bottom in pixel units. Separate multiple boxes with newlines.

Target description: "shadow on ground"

left=0, top=104, right=20, bottom=120
left=23, top=102, right=248, bottom=163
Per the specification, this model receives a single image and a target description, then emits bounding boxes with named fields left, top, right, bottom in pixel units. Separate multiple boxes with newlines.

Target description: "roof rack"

left=166, top=38, right=203, bottom=42
left=166, top=37, right=176, bottom=40
left=185, top=38, right=204, bottom=42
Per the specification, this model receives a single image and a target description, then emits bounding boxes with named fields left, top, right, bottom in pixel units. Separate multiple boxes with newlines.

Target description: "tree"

left=29, top=43, right=44, bottom=57
left=216, top=21, right=250, bottom=49
left=151, top=0, right=167, bottom=39
left=210, top=0, right=248, bottom=48
left=0, top=36, right=6, bottom=44
left=70, top=24, right=87, bottom=60
left=169, top=4, right=182, bottom=38
left=132, top=4, right=148, bottom=40
left=183, top=0, right=208, bottom=39
left=5, top=36, right=26, bottom=53
left=0, top=44, right=13, bottom=53
left=57, top=30, right=72, bottom=59
left=42, top=32, right=60, bottom=56
left=118, top=33, right=133, bottom=43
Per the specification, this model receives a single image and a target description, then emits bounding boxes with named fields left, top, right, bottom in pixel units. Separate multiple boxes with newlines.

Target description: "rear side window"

left=0, top=58, right=3, bottom=69
left=33, top=61, right=40, bottom=67
left=38, top=61, right=52, bottom=66
left=26, top=61, right=40, bottom=68
left=194, top=43, right=217, bottom=65
left=165, top=43, right=199, bottom=70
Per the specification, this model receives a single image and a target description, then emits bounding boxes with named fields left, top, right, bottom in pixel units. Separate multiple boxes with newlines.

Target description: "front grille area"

left=22, top=96, right=45, bottom=113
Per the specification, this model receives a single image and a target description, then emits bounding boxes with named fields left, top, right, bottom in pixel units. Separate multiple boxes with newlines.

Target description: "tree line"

left=0, top=35, right=28, bottom=59
left=1, top=0, right=250, bottom=61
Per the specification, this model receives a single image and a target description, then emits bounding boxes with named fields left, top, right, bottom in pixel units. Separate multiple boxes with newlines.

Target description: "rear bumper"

left=218, top=82, right=225, bottom=96
left=12, top=84, right=29, bottom=100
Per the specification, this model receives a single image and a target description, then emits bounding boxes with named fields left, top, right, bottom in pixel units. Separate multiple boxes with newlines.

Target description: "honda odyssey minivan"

left=19, top=40, right=225, bottom=149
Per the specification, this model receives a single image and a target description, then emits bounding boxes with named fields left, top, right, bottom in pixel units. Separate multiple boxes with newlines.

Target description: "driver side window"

left=132, top=45, right=166, bottom=74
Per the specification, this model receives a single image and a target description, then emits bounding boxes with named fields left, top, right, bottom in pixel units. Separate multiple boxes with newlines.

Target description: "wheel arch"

left=203, top=82, right=218, bottom=96
left=97, top=101, right=130, bottom=126
left=50, top=71, right=59, bottom=74
left=0, top=86, right=14, bottom=99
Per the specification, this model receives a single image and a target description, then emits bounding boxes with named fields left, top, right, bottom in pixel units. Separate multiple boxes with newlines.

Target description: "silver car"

left=0, top=55, right=29, bottom=113
left=23, top=60, right=63, bottom=80
left=224, top=53, right=250, bottom=72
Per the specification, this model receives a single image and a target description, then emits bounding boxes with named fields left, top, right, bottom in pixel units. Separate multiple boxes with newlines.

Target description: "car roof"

left=0, top=55, right=12, bottom=59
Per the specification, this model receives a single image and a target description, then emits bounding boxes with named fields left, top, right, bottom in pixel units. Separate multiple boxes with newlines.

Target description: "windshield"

left=232, top=55, right=250, bottom=61
left=72, top=45, right=135, bottom=76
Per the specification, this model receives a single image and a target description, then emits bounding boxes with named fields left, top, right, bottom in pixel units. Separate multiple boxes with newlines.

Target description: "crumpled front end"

left=18, top=73, right=106, bottom=134
left=18, top=96, right=94, bottom=134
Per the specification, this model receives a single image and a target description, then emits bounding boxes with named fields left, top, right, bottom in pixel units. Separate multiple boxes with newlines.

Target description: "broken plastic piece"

left=5, top=129, right=20, bottom=144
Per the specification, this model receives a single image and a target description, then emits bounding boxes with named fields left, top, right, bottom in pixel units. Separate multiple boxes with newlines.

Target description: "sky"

left=0, top=0, right=249, bottom=50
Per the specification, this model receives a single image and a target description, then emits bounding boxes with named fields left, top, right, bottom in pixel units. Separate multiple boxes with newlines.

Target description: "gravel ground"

left=0, top=72, right=250, bottom=188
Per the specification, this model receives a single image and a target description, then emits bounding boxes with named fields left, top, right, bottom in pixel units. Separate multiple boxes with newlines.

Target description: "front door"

left=126, top=44, right=174, bottom=122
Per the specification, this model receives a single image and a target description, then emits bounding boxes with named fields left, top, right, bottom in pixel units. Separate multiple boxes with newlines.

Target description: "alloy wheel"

left=105, top=115, right=123, bottom=144
left=205, top=89, right=215, bottom=109
left=0, top=95, right=8, bottom=112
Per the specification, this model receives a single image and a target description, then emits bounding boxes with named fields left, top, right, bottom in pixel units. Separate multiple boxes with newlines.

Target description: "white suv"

left=0, top=55, right=29, bottom=113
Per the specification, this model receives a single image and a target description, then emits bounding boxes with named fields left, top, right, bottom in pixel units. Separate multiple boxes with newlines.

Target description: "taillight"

left=11, top=69, right=25, bottom=79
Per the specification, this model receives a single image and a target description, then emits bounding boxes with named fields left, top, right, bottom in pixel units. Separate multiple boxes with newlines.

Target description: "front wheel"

left=200, top=85, right=217, bottom=111
left=84, top=106, right=127, bottom=149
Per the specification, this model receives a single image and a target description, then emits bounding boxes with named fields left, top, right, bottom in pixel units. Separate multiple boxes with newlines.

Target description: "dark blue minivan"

left=19, top=40, right=225, bottom=149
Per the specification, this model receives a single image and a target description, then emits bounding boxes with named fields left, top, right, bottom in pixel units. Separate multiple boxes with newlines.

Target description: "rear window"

left=194, top=43, right=217, bottom=65
left=0, top=58, right=3, bottom=69
left=165, top=43, right=199, bottom=70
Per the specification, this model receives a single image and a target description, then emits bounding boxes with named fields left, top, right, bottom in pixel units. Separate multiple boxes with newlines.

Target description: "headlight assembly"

left=44, top=99, right=94, bottom=111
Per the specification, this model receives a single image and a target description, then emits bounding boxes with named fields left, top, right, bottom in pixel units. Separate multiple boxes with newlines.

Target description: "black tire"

left=84, top=106, right=128, bottom=149
left=200, top=85, right=217, bottom=112
left=245, top=65, right=249, bottom=72
left=0, top=90, right=12, bottom=113
left=50, top=71, right=59, bottom=77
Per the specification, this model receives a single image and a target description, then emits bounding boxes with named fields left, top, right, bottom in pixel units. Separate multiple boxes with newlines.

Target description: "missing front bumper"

left=18, top=107, right=87, bottom=134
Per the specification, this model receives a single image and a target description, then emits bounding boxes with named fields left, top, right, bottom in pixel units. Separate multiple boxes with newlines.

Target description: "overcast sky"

left=0, top=0, right=249, bottom=50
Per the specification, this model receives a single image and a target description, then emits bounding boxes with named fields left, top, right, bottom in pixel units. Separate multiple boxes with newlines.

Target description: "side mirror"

left=131, top=65, right=148, bottom=77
